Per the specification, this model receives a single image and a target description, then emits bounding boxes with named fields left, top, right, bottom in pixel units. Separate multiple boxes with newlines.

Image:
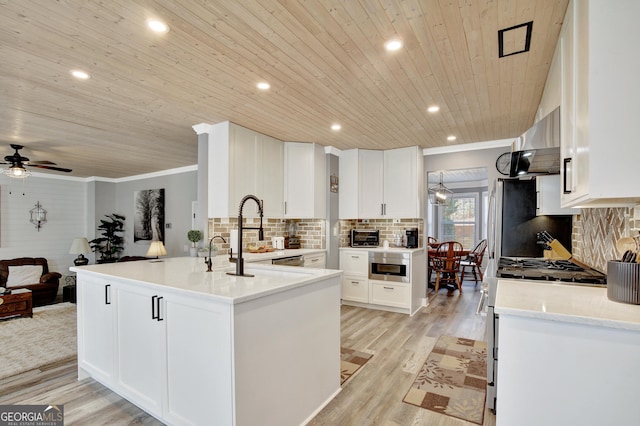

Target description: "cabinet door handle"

left=156, top=296, right=164, bottom=321
left=151, top=295, right=158, bottom=320
left=563, top=158, right=572, bottom=194
left=383, top=286, right=394, bottom=290
left=105, top=284, right=111, bottom=305
left=284, top=201, right=287, bottom=215
left=384, top=203, right=387, bottom=215
left=351, top=281, right=360, bottom=285
left=351, top=255, right=359, bottom=259
left=381, top=203, right=384, bottom=215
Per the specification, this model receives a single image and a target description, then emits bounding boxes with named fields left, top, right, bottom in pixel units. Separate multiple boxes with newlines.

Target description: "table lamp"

left=146, top=240, right=167, bottom=262
left=70, top=237, right=91, bottom=266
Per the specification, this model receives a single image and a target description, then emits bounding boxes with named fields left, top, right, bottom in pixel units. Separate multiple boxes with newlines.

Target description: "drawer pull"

left=350, top=281, right=360, bottom=285
left=383, top=286, right=394, bottom=290
left=351, top=256, right=359, bottom=259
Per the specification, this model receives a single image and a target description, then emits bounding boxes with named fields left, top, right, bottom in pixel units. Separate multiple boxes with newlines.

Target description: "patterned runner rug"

left=340, top=347, right=372, bottom=385
left=0, top=302, right=77, bottom=379
left=403, top=335, right=487, bottom=425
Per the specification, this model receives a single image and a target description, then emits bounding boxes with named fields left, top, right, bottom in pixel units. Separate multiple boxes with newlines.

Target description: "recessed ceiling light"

left=148, top=19, right=169, bottom=33
left=384, top=39, right=403, bottom=51
left=427, top=105, right=440, bottom=113
left=331, top=124, right=341, bottom=131
left=447, top=135, right=457, bottom=141
left=256, top=82, right=271, bottom=90
left=71, top=70, right=90, bottom=80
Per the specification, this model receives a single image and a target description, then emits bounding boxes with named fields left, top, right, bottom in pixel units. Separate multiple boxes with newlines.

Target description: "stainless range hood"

left=509, top=106, right=560, bottom=177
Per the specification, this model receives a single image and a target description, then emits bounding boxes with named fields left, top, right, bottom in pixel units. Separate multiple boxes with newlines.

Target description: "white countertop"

left=495, top=279, right=640, bottom=332
left=339, top=246, right=425, bottom=254
left=71, top=256, right=340, bottom=305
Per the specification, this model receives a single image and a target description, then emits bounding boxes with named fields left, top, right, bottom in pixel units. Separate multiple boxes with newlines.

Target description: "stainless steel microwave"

left=350, top=229, right=380, bottom=247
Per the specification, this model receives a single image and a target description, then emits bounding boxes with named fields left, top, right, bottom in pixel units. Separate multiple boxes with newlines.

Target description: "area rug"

left=340, top=347, right=372, bottom=385
left=0, top=302, right=77, bottom=379
left=402, top=335, right=487, bottom=425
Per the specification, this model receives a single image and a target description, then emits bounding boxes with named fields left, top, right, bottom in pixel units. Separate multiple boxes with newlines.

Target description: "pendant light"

left=428, top=172, right=453, bottom=206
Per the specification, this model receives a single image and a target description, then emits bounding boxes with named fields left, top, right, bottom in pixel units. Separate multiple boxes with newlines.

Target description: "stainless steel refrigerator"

left=488, top=178, right=572, bottom=260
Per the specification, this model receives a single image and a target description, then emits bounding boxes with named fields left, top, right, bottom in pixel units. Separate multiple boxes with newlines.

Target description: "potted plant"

left=187, top=230, right=202, bottom=257
left=90, top=213, right=126, bottom=263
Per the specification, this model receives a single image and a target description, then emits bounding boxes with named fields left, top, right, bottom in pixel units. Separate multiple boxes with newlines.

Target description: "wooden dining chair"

left=460, top=239, right=488, bottom=287
left=431, top=241, right=464, bottom=294
left=426, top=237, right=440, bottom=285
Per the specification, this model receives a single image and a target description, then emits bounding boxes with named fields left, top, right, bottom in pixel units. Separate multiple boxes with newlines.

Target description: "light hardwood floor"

left=0, top=282, right=495, bottom=425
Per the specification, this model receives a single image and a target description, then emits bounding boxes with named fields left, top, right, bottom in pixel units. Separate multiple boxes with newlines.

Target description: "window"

left=439, top=192, right=479, bottom=249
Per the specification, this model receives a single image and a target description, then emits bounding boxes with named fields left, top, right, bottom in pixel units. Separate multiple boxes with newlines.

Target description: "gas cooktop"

left=497, top=257, right=607, bottom=285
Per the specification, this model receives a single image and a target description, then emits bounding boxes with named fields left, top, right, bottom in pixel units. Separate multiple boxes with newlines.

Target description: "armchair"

left=0, top=257, right=61, bottom=306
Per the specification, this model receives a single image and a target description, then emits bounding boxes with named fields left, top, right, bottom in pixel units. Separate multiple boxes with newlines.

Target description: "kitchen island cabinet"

left=495, top=280, right=640, bottom=426
left=73, top=257, right=341, bottom=426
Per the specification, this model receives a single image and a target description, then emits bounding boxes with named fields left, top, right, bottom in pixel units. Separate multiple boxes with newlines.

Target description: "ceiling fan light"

left=4, top=165, right=31, bottom=178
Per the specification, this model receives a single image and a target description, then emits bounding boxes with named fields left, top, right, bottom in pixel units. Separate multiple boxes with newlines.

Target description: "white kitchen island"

left=494, top=279, right=640, bottom=426
left=71, top=257, right=342, bottom=426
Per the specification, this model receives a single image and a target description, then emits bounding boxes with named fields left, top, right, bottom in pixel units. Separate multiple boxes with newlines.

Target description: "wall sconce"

left=29, top=201, right=47, bottom=231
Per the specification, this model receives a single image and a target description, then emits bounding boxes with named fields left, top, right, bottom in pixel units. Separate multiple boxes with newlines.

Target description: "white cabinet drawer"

left=370, top=281, right=409, bottom=308
left=342, top=276, right=368, bottom=303
left=304, top=253, right=326, bottom=268
left=340, top=250, right=368, bottom=275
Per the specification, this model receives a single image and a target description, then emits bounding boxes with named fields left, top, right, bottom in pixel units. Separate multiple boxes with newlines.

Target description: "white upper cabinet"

left=560, top=0, right=640, bottom=207
left=339, top=146, right=423, bottom=219
left=383, top=146, right=423, bottom=218
left=536, top=175, right=579, bottom=216
left=256, top=134, right=284, bottom=218
left=205, top=122, right=284, bottom=218
left=358, top=149, right=384, bottom=218
left=284, top=142, right=326, bottom=218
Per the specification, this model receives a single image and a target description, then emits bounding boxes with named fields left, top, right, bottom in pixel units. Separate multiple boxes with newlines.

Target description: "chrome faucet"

left=205, top=235, right=227, bottom=272
left=227, top=194, right=264, bottom=277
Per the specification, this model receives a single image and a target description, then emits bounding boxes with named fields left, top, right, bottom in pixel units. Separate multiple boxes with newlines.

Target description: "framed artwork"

left=134, top=188, right=165, bottom=243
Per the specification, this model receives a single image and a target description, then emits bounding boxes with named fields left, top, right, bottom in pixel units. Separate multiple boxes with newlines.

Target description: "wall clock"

left=496, top=152, right=511, bottom=176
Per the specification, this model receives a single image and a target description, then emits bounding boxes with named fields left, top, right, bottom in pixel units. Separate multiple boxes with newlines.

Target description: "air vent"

left=498, top=21, right=533, bottom=58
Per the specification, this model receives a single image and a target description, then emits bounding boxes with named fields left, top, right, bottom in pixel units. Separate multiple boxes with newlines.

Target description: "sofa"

left=0, top=257, right=61, bottom=307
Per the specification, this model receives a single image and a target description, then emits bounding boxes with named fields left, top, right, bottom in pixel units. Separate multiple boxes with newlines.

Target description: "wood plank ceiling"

left=0, top=0, right=568, bottom=178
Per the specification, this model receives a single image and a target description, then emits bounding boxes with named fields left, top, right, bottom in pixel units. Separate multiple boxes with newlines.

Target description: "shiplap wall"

left=0, top=169, right=198, bottom=295
left=0, top=175, right=87, bottom=279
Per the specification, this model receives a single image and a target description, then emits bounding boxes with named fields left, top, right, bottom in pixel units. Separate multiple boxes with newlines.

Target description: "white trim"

left=192, top=123, right=212, bottom=135
left=423, top=138, right=513, bottom=156
left=24, top=165, right=198, bottom=183
left=324, top=145, right=342, bottom=156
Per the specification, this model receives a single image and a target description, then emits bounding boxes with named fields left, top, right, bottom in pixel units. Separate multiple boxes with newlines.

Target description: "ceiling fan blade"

left=28, top=160, right=57, bottom=165
left=26, top=164, right=72, bottom=173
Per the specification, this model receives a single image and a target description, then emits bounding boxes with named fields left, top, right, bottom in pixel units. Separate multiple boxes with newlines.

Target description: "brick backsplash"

left=339, top=219, right=424, bottom=247
left=206, top=218, right=325, bottom=254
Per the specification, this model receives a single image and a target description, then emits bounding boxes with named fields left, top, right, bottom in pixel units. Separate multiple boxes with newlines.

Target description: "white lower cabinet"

left=341, top=276, right=368, bottom=303
left=369, top=280, right=410, bottom=308
left=115, top=284, right=165, bottom=416
left=77, top=276, right=233, bottom=425
left=304, top=252, right=326, bottom=268
left=339, top=248, right=426, bottom=315
left=77, top=276, right=115, bottom=384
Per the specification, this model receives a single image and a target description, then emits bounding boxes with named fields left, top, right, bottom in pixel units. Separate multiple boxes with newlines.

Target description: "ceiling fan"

left=1, top=144, right=72, bottom=178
